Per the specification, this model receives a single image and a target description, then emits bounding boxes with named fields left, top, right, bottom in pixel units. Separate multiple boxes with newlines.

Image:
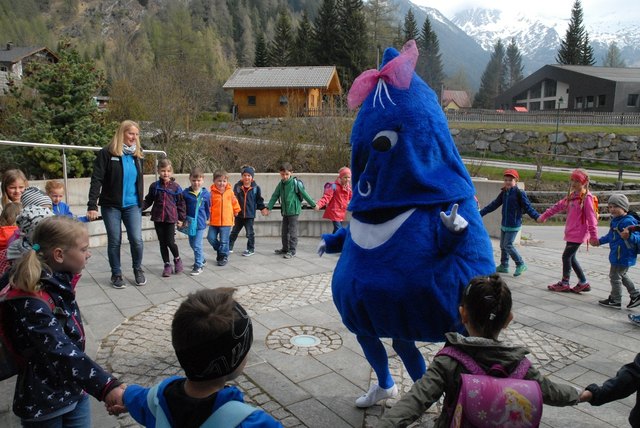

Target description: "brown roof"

left=0, top=45, right=57, bottom=64
left=442, top=90, right=472, bottom=108
left=223, top=66, right=340, bottom=91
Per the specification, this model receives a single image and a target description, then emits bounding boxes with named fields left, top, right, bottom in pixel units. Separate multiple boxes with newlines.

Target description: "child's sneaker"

left=174, top=258, right=184, bottom=274
left=190, top=265, right=203, bottom=276
left=598, top=297, right=621, bottom=309
left=217, top=256, right=228, bottom=266
left=162, top=263, right=172, bottom=277
left=547, top=281, right=571, bottom=292
left=242, top=250, right=254, bottom=257
left=283, top=252, right=294, bottom=259
left=274, top=248, right=286, bottom=255
left=513, top=264, right=527, bottom=277
left=628, top=294, right=640, bottom=309
left=628, top=313, right=640, bottom=326
left=495, top=265, right=509, bottom=273
left=572, top=282, right=591, bottom=293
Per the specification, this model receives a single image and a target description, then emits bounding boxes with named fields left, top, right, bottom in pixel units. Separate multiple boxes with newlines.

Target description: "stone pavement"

left=2, top=226, right=640, bottom=427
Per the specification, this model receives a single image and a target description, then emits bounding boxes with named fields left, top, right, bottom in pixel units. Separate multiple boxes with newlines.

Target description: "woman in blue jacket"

left=480, top=169, right=540, bottom=277
left=86, top=120, right=145, bottom=289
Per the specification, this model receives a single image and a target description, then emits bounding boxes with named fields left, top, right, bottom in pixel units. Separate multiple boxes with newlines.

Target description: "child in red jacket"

left=314, top=167, right=353, bottom=233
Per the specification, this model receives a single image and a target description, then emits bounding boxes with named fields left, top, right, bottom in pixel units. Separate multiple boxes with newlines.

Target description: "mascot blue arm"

left=327, top=40, right=495, bottom=407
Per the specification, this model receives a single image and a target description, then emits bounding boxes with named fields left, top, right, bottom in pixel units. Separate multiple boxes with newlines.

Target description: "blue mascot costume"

left=320, top=40, right=495, bottom=407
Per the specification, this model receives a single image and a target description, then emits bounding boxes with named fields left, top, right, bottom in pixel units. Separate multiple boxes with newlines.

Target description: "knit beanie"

left=21, top=186, right=52, bottom=208
left=339, top=167, right=352, bottom=178
left=7, top=205, right=54, bottom=260
left=608, top=194, right=629, bottom=212
left=241, top=166, right=255, bottom=178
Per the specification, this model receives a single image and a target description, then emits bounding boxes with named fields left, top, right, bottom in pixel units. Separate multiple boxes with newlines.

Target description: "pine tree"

left=268, top=8, right=294, bottom=66
left=505, top=38, right=524, bottom=88
left=556, top=0, right=594, bottom=65
left=337, top=0, right=369, bottom=88
left=581, top=32, right=596, bottom=65
left=474, top=40, right=506, bottom=109
left=293, top=11, right=314, bottom=66
left=417, top=16, right=444, bottom=98
left=403, top=8, right=419, bottom=42
left=313, top=0, right=341, bottom=66
left=254, top=33, right=268, bottom=67
left=602, top=42, right=626, bottom=67
left=364, top=0, right=397, bottom=66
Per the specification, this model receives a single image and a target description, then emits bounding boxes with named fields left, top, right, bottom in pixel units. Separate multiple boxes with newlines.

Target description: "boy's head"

left=213, top=169, right=228, bottom=192
left=45, top=180, right=65, bottom=205
left=21, top=186, right=53, bottom=208
left=503, top=169, right=518, bottom=189
left=279, top=162, right=293, bottom=181
left=189, top=167, right=205, bottom=190
left=241, top=165, right=255, bottom=187
left=608, top=194, right=629, bottom=217
left=172, top=288, right=253, bottom=382
left=0, top=202, right=21, bottom=226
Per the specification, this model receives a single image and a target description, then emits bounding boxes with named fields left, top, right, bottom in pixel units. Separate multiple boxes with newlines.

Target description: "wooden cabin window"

left=279, top=95, right=288, bottom=105
left=247, top=95, right=256, bottom=106
left=0, top=66, right=7, bottom=72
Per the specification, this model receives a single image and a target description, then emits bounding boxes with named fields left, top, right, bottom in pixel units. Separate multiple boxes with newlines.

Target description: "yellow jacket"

left=209, top=183, right=240, bottom=226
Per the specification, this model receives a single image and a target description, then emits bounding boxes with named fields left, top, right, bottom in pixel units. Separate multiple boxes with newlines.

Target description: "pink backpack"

left=437, top=346, right=543, bottom=428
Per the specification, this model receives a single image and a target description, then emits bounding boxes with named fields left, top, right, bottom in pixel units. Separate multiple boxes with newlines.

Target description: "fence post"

left=616, top=163, right=624, bottom=190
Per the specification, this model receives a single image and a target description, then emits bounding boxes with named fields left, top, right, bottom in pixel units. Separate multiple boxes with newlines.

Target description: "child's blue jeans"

left=189, top=228, right=206, bottom=267
left=499, top=230, right=524, bottom=267
left=207, top=226, right=231, bottom=258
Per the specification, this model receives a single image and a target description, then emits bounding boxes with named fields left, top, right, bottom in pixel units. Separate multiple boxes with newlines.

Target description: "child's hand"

left=104, top=384, right=127, bottom=415
left=263, top=209, right=270, bottom=216
left=314, top=205, right=320, bottom=211
left=620, top=228, right=630, bottom=240
left=177, top=221, right=183, bottom=228
left=86, top=210, right=100, bottom=221
left=579, top=389, right=593, bottom=403
left=589, top=238, right=600, bottom=246
left=536, top=217, right=544, bottom=223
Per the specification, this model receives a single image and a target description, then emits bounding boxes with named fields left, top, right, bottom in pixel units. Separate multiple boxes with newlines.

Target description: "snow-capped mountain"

left=451, top=7, right=640, bottom=72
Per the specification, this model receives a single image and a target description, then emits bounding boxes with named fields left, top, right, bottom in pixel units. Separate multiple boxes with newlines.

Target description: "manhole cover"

left=266, top=325, right=342, bottom=356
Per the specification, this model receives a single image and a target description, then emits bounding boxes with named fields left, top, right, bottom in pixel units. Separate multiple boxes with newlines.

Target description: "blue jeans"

left=207, top=226, right=231, bottom=259
left=101, top=205, right=144, bottom=275
left=189, top=228, right=206, bottom=268
left=499, top=230, right=523, bottom=267
left=229, top=217, right=255, bottom=251
left=22, top=394, right=90, bottom=427
left=332, top=221, right=343, bottom=234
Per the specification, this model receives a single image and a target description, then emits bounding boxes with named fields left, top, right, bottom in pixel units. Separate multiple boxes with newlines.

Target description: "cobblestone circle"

left=97, top=271, right=597, bottom=427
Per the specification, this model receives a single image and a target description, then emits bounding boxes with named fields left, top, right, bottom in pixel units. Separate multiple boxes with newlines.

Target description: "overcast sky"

left=410, top=0, right=637, bottom=25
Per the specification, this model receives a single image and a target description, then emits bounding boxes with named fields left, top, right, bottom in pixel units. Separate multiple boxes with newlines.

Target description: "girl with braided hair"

left=537, top=168, right=598, bottom=293
left=379, top=274, right=582, bottom=427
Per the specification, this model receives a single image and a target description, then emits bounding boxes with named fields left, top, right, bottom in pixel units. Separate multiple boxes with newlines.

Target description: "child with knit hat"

left=229, top=165, right=267, bottom=257
left=590, top=193, right=640, bottom=309
left=480, top=168, right=540, bottom=276
left=117, top=288, right=282, bottom=427
left=538, top=168, right=598, bottom=293
left=314, top=166, right=353, bottom=233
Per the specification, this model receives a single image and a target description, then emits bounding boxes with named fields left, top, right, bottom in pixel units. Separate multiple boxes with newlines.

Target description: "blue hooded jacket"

left=599, top=214, right=640, bottom=266
left=480, top=187, right=540, bottom=230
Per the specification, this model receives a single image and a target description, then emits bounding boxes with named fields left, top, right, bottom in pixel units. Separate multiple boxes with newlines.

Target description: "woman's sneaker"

left=133, top=268, right=147, bottom=286
left=628, top=313, right=640, bottom=326
left=572, top=282, right=591, bottom=293
left=110, top=274, right=126, bottom=289
left=547, top=281, right=571, bottom=292
left=598, top=297, right=621, bottom=309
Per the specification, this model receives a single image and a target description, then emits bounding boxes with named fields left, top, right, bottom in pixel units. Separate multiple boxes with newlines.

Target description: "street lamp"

left=554, top=96, right=564, bottom=159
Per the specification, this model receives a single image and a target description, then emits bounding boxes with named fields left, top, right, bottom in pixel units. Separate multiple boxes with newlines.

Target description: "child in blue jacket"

left=229, top=166, right=267, bottom=257
left=182, top=167, right=211, bottom=276
left=590, top=194, right=640, bottom=309
left=118, top=288, right=282, bottom=427
left=480, top=169, right=540, bottom=277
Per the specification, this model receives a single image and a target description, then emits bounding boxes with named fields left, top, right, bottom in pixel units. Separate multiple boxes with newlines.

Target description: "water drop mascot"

left=318, top=40, right=495, bottom=407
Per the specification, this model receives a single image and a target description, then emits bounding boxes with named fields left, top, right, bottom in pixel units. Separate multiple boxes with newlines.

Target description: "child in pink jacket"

left=537, top=168, right=598, bottom=293
left=314, top=167, right=353, bottom=233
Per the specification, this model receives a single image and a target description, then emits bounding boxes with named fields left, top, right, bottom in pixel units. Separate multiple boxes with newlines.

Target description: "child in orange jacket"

left=207, top=169, right=240, bottom=266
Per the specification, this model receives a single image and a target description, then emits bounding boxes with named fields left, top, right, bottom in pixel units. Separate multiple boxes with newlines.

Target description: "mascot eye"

left=372, top=130, right=398, bottom=152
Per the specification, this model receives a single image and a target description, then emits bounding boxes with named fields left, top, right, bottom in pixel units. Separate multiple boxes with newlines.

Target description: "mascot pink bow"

left=347, top=39, right=419, bottom=110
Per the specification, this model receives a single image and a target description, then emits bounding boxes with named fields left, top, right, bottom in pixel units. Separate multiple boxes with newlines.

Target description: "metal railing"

left=0, top=140, right=166, bottom=202
left=445, top=109, right=640, bottom=126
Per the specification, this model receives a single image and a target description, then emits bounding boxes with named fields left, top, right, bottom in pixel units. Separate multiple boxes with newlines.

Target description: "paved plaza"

left=2, top=225, right=640, bottom=427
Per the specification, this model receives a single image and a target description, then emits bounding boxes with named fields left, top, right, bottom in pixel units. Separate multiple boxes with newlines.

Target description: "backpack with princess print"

left=437, top=346, right=543, bottom=428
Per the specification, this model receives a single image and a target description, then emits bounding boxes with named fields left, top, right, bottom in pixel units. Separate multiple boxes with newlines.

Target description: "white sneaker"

left=355, top=383, right=398, bottom=408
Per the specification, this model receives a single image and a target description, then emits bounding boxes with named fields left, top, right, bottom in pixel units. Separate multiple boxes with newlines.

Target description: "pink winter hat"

left=339, top=167, right=351, bottom=178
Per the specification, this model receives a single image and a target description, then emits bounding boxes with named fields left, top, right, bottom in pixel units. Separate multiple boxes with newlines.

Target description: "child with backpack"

left=537, top=168, right=598, bottom=293
left=265, top=162, right=316, bottom=259
left=589, top=194, right=640, bottom=309
left=116, top=288, right=282, bottom=427
left=229, top=166, right=267, bottom=257
left=0, top=216, right=124, bottom=425
left=479, top=169, right=540, bottom=277
left=378, top=274, right=581, bottom=427
left=143, top=159, right=187, bottom=277
left=181, top=167, right=211, bottom=276
left=314, top=167, right=352, bottom=233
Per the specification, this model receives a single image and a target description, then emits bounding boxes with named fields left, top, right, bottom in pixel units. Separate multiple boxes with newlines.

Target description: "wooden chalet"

left=0, top=42, right=58, bottom=92
left=223, top=66, right=342, bottom=119
left=442, top=89, right=472, bottom=110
